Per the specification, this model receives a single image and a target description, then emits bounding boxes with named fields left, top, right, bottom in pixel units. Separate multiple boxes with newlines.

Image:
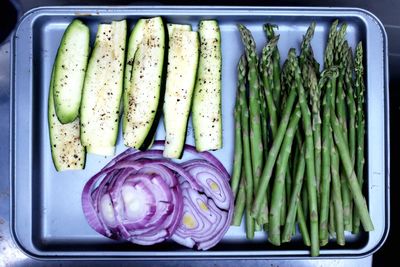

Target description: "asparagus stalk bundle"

left=232, top=20, right=373, bottom=257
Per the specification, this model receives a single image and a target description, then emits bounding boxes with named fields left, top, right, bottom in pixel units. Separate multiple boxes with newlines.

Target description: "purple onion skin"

left=82, top=141, right=232, bottom=249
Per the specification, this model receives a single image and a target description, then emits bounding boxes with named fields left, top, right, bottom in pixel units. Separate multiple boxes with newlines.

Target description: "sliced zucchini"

left=123, top=17, right=165, bottom=149
left=53, top=19, right=90, bottom=124
left=48, top=67, right=85, bottom=171
left=80, top=20, right=127, bottom=156
left=192, top=20, right=222, bottom=151
left=167, top=23, right=192, bottom=33
left=163, top=24, right=199, bottom=158
left=124, top=19, right=145, bottom=106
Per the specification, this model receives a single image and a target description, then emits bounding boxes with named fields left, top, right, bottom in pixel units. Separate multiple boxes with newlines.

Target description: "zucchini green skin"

left=192, top=20, right=223, bottom=152
left=48, top=66, right=85, bottom=171
left=80, top=20, right=127, bottom=156
left=163, top=24, right=199, bottom=158
left=53, top=19, right=90, bottom=124
left=124, top=19, right=145, bottom=108
left=123, top=17, right=165, bottom=149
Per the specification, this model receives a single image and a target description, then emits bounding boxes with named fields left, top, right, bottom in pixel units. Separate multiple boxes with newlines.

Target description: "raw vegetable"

left=288, top=48, right=320, bottom=256
left=163, top=24, right=199, bottom=158
left=48, top=66, right=85, bottom=171
left=123, top=17, right=165, bottom=149
left=53, top=19, right=90, bottom=124
left=238, top=24, right=264, bottom=189
left=268, top=105, right=301, bottom=245
left=230, top=75, right=243, bottom=198
left=232, top=20, right=372, bottom=256
left=80, top=20, right=127, bottom=156
left=353, top=42, right=366, bottom=233
left=172, top=160, right=233, bottom=250
left=82, top=141, right=233, bottom=250
left=192, top=20, right=222, bottom=152
left=237, top=54, right=255, bottom=238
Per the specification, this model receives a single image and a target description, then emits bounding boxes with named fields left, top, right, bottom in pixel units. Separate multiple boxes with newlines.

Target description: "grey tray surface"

left=10, top=6, right=389, bottom=259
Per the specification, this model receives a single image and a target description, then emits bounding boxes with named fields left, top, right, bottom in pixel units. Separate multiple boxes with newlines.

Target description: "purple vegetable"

left=82, top=141, right=232, bottom=249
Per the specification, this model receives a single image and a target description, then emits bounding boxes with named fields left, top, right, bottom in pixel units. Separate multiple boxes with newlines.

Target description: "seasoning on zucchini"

left=80, top=20, right=127, bottom=156
left=53, top=19, right=90, bottom=124
left=48, top=67, right=85, bottom=171
left=123, top=17, right=165, bottom=149
left=163, top=24, right=199, bottom=158
left=192, top=20, right=222, bottom=152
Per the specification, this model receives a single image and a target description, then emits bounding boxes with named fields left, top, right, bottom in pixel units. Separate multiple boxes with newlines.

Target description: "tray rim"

left=9, top=5, right=390, bottom=260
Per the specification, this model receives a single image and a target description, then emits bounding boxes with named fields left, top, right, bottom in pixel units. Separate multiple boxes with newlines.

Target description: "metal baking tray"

left=10, top=6, right=389, bottom=259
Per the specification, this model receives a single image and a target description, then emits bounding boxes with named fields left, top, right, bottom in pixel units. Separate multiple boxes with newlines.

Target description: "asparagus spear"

left=232, top=170, right=246, bottom=226
left=301, top=22, right=320, bottom=78
left=238, top=25, right=264, bottom=190
left=288, top=48, right=319, bottom=256
left=299, top=22, right=317, bottom=76
left=345, top=45, right=357, bottom=174
left=251, top=86, right=297, bottom=218
left=258, top=74, right=269, bottom=161
left=280, top=60, right=295, bottom=112
left=268, top=105, right=301, bottom=245
left=237, top=54, right=255, bottom=238
left=353, top=42, right=366, bottom=233
left=324, top=20, right=338, bottom=103
left=341, top=168, right=352, bottom=231
left=257, top=191, right=270, bottom=226
left=281, top=177, right=287, bottom=226
left=231, top=88, right=243, bottom=198
left=319, top=66, right=339, bottom=246
left=282, top=143, right=306, bottom=243
left=258, top=37, right=280, bottom=224
left=331, top=142, right=345, bottom=245
left=297, top=200, right=311, bottom=246
left=329, top=196, right=336, bottom=238
left=324, top=20, right=338, bottom=68
left=307, top=64, right=322, bottom=207
left=285, top=158, right=293, bottom=214
left=330, top=105, right=373, bottom=231
left=264, top=24, right=282, bottom=109
left=334, top=23, right=348, bottom=65
left=336, top=40, right=349, bottom=144
left=302, top=182, right=309, bottom=220
left=260, top=35, right=279, bottom=138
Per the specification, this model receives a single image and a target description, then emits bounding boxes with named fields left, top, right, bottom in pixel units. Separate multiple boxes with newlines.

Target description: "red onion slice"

left=82, top=142, right=232, bottom=249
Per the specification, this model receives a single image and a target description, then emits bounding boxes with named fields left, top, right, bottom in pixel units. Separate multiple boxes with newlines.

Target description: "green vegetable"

left=192, top=20, right=223, bottom=152
left=123, top=17, right=165, bottom=149
left=80, top=20, right=127, bottom=156
left=238, top=54, right=255, bottom=239
left=53, top=19, right=90, bottom=124
left=282, top=144, right=306, bottom=243
left=268, top=105, right=301, bottom=245
left=48, top=66, right=86, bottom=171
left=251, top=87, right=297, bottom=218
left=163, top=25, right=199, bottom=158
left=353, top=42, right=366, bottom=233
left=331, top=143, right=345, bottom=245
left=330, top=105, right=373, bottom=231
left=288, top=48, right=320, bottom=256
left=238, top=24, right=264, bottom=188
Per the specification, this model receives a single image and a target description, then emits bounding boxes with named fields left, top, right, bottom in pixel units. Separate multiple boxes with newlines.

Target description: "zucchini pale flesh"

left=163, top=24, right=199, bottom=158
left=192, top=20, right=222, bottom=151
left=123, top=17, right=165, bottom=149
left=48, top=67, right=85, bottom=171
left=80, top=20, right=127, bottom=156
